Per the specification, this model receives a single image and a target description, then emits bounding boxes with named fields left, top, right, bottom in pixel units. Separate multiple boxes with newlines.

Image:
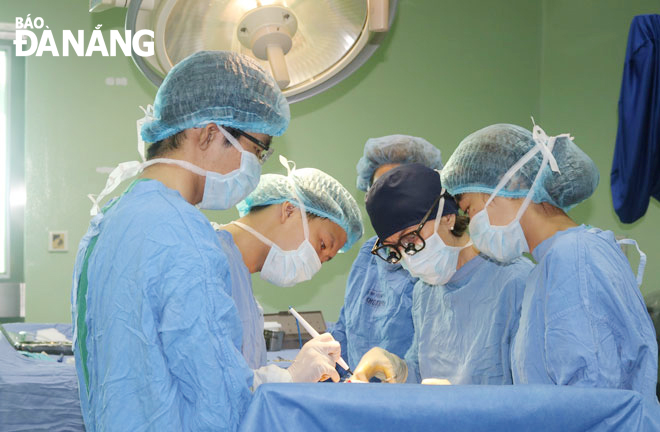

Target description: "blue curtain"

left=611, top=14, right=660, bottom=224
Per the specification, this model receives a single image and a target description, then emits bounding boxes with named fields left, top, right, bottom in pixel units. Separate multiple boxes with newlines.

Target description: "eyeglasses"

left=371, top=195, right=441, bottom=264
left=225, top=127, right=274, bottom=165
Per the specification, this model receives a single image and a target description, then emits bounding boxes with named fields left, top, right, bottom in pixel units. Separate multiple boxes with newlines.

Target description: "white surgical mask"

left=231, top=219, right=321, bottom=287
left=469, top=122, right=568, bottom=263
left=230, top=156, right=322, bottom=287
left=401, top=189, right=472, bottom=285
left=469, top=208, right=529, bottom=263
left=88, top=105, right=260, bottom=215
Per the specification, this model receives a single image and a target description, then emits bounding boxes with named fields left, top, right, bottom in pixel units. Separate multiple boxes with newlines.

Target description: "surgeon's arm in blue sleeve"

left=544, top=306, right=599, bottom=387
left=404, top=326, right=421, bottom=383
left=157, top=248, right=253, bottom=430
left=331, top=245, right=371, bottom=370
left=404, top=281, right=421, bottom=383
left=543, top=269, right=601, bottom=388
left=330, top=305, right=348, bottom=365
left=543, top=274, right=650, bottom=390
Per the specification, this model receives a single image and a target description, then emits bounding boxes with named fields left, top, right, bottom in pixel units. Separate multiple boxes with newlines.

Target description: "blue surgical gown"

left=331, top=236, right=418, bottom=368
left=404, top=254, right=533, bottom=384
left=511, top=225, right=658, bottom=400
left=611, top=14, right=660, bottom=224
left=216, top=229, right=267, bottom=369
left=71, top=180, right=254, bottom=432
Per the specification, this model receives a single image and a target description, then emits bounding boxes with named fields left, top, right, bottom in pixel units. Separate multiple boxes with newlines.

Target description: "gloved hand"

left=288, top=333, right=341, bottom=383
left=421, top=378, right=452, bottom=385
left=352, top=347, right=408, bottom=383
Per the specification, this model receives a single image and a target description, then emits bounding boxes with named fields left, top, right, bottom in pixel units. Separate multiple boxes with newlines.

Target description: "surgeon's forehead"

left=457, top=193, right=480, bottom=208
left=457, top=194, right=468, bottom=208
left=319, top=219, right=347, bottom=245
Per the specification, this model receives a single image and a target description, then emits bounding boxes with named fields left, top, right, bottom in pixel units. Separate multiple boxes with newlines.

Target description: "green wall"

left=2, top=0, right=657, bottom=323
left=0, top=1, right=158, bottom=322
left=245, top=0, right=543, bottom=321
left=540, top=0, right=660, bottom=297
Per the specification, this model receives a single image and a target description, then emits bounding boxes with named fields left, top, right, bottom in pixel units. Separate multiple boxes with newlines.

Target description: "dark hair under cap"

left=365, top=163, right=459, bottom=240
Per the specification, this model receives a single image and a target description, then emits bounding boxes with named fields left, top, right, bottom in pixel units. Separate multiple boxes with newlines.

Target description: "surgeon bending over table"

left=441, top=122, right=657, bottom=400
left=331, top=135, right=442, bottom=370
left=213, top=163, right=363, bottom=373
left=72, top=51, right=348, bottom=432
left=352, top=164, right=532, bottom=384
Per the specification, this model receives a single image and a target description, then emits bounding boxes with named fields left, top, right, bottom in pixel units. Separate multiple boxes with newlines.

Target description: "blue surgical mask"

left=197, top=128, right=261, bottom=210
left=468, top=122, right=562, bottom=263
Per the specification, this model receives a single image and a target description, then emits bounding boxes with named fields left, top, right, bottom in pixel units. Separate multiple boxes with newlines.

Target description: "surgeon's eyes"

left=400, top=234, right=421, bottom=247
left=320, top=240, right=326, bottom=251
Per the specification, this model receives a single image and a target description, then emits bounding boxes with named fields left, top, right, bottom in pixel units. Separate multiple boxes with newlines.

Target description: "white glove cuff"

left=252, top=364, right=293, bottom=391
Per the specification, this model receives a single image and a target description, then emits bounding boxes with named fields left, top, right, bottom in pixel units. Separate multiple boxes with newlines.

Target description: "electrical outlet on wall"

left=48, top=231, right=68, bottom=252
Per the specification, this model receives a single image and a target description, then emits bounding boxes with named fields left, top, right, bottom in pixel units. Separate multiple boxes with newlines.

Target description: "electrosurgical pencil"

left=288, top=306, right=353, bottom=375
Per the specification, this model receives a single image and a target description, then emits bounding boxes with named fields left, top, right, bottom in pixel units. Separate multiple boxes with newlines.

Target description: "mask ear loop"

left=484, top=145, right=541, bottom=209
left=513, top=122, right=567, bottom=219
left=484, top=121, right=567, bottom=221
left=230, top=155, right=315, bottom=255
left=218, top=126, right=247, bottom=154
left=230, top=221, right=277, bottom=249
left=88, top=161, right=143, bottom=215
left=616, top=238, right=647, bottom=287
left=88, top=157, right=213, bottom=216
left=279, top=155, right=311, bottom=241
left=90, top=104, right=156, bottom=215
left=433, top=188, right=446, bottom=235
left=95, top=108, right=239, bottom=216
left=435, top=195, right=445, bottom=233
left=432, top=170, right=445, bottom=234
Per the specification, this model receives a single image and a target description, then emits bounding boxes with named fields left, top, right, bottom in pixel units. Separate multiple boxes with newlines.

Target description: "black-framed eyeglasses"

left=224, top=126, right=273, bottom=165
left=371, top=195, right=441, bottom=264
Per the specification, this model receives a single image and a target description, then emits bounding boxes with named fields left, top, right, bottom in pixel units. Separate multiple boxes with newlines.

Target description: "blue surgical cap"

left=365, top=163, right=459, bottom=241
left=356, top=135, right=443, bottom=192
left=441, top=124, right=599, bottom=211
left=237, top=169, right=364, bottom=253
left=141, top=51, right=290, bottom=143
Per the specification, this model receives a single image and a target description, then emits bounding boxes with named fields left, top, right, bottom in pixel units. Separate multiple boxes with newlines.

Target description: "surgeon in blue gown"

left=331, top=135, right=443, bottom=369
left=441, top=123, right=658, bottom=400
left=72, top=51, right=343, bottom=432
left=352, top=164, right=533, bottom=384
left=212, top=166, right=363, bottom=369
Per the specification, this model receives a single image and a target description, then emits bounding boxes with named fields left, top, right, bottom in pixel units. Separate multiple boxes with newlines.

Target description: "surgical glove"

left=288, top=333, right=341, bottom=383
left=352, top=347, right=408, bottom=383
left=252, top=365, right=293, bottom=390
left=421, top=378, right=452, bottom=385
